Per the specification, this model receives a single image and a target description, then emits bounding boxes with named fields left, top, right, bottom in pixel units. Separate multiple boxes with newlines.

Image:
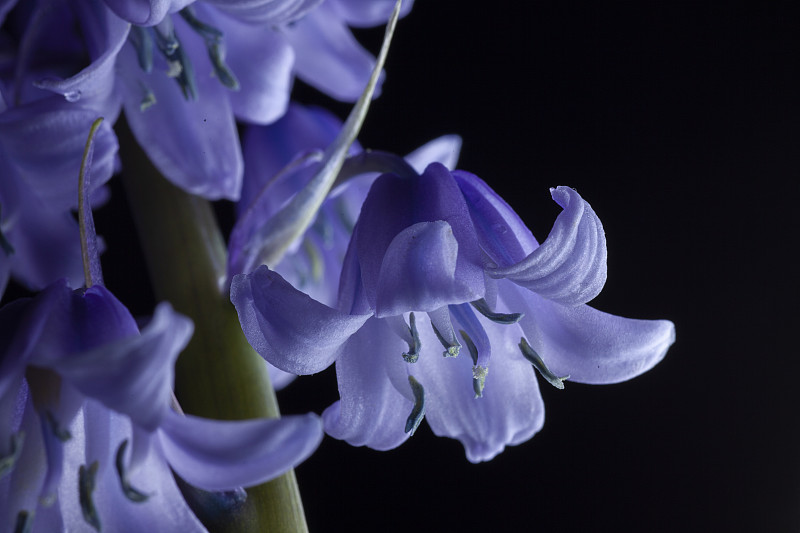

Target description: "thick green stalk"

left=118, top=120, right=308, bottom=533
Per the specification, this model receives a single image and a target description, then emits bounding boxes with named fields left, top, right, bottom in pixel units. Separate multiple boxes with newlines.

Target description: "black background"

left=289, top=3, right=799, bottom=532
left=7, top=2, right=798, bottom=531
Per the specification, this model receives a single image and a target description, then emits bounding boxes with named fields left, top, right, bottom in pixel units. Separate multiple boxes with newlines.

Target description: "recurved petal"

left=230, top=265, right=370, bottom=375
left=285, top=3, right=380, bottom=102
left=503, top=282, right=675, bottom=384
left=322, top=318, right=412, bottom=450
left=415, top=319, right=545, bottom=463
left=159, top=410, right=323, bottom=491
left=47, top=300, right=193, bottom=431
left=488, top=186, right=607, bottom=306
left=117, top=43, right=243, bottom=200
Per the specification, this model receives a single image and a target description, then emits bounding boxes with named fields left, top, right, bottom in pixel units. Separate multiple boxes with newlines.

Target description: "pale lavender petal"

left=210, top=9, right=294, bottom=125
left=322, top=318, right=412, bottom=450
left=267, top=364, right=296, bottom=391
left=502, top=282, right=676, bottom=384
left=416, top=320, right=545, bottom=463
left=329, top=0, right=413, bottom=27
left=405, top=134, right=462, bottom=173
left=488, top=186, right=607, bottom=306
left=375, top=221, right=482, bottom=316
left=159, top=410, right=323, bottom=491
left=206, top=0, right=321, bottom=24
left=230, top=265, right=370, bottom=374
left=48, top=301, right=193, bottom=431
left=117, top=42, right=243, bottom=200
left=285, top=3, right=380, bottom=102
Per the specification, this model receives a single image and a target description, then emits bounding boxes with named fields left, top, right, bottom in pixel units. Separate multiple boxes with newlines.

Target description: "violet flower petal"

left=45, top=300, right=193, bottom=432
left=117, top=41, right=243, bottom=200
left=487, top=186, right=608, bottom=306
left=285, top=2, right=380, bottom=102
left=322, top=318, right=412, bottom=450
left=230, top=265, right=370, bottom=375
left=209, top=7, right=294, bottom=125
left=329, top=0, right=414, bottom=27
left=158, top=410, right=323, bottom=491
left=415, top=320, right=545, bottom=463
left=502, top=282, right=676, bottom=384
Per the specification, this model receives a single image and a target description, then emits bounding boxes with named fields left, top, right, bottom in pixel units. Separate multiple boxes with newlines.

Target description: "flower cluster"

left=0, top=0, right=675, bottom=530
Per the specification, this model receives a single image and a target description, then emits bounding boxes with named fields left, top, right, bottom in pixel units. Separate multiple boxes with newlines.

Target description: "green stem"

left=118, top=119, right=308, bottom=533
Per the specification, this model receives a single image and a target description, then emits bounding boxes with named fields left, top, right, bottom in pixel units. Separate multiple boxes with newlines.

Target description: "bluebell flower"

left=11, top=0, right=411, bottom=201
left=231, top=162, right=675, bottom=462
left=0, top=278, right=323, bottom=530
left=228, top=102, right=459, bottom=388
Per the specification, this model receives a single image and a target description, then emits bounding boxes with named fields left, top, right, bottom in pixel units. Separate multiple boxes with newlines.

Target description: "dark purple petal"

left=230, top=265, right=370, bottom=374
left=322, top=318, right=412, bottom=450
left=0, top=98, right=118, bottom=211
left=488, top=186, right=608, bottom=306
left=159, top=410, right=323, bottom=491
left=501, top=281, right=676, bottom=384
left=35, top=2, right=129, bottom=113
left=354, top=163, right=485, bottom=314
left=117, top=41, right=243, bottom=200
left=285, top=3, right=381, bottom=102
left=453, top=169, right=537, bottom=268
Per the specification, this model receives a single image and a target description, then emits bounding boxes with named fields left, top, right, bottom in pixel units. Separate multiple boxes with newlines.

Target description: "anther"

left=405, top=375, right=426, bottom=435
left=431, top=322, right=461, bottom=358
left=115, top=440, right=149, bottom=503
left=139, top=82, right=157, bottom=112
left=0, top=431, right=24, bottom=478
left=402, top=313, right=421, bottom=363
left=129, top=26, right=154, bottom=73
left=518, top=337, right=569, bottom=389
left=14, top=510, right=31, bottom=533
left=79, top=461, right=101, bottom=531
left=459, top=329, right=487, bottom=397
left=45, top=411, right=71, bottom=442
left=471, top=298, right=523, bottom=324
left=180, top=7, right=240, bottom=90
left=153, top=19, right=198, bottom=101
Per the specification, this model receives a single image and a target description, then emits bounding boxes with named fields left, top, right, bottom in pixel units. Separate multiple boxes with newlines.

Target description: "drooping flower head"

left=232, top=159, right=675, bottom=462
